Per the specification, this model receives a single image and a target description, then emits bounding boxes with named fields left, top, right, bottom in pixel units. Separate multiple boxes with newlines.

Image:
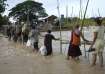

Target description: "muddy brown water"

left=0, top=30, right=105, bottom=74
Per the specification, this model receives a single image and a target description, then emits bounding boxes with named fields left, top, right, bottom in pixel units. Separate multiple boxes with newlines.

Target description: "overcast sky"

left=4, top=0, right=105, bottom=18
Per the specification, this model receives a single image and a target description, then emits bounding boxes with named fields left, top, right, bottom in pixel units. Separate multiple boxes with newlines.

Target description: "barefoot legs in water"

left=99, top=52, right=103, bottom=67
left=91, top=53, right=97, bottom=66
left=91, top=52, right=104, bottom=67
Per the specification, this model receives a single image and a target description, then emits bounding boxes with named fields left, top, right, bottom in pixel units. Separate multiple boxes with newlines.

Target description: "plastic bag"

left=26, top=39, right=32, bottom=47
left=39, top=46, right=47, bottom=56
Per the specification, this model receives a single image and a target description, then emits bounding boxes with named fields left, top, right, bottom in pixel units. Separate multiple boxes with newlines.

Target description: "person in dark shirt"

left=44, top=30, right=59, bottom=56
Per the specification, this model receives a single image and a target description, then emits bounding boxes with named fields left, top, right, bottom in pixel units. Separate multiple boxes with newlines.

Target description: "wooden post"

left=80, top=0, right=90, bottom=58
left=66, top=0, right=68, bottom=25
left=57, top=0, right=62, bottom=54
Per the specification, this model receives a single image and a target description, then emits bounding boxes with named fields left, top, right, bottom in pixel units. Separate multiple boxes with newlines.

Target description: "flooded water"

left=39, top=28, right=94, bottom=55
left=39, top=27, right=105, bottom=55
left=0, top=29, right=105, bottom=74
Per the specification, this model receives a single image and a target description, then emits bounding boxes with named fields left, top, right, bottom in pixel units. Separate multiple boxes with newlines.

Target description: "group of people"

left=28, top=28, right=59, bottom=56
left=6, top=22, right=60, bottom=56
left=6, top=17, right=105, bottom=67
left=67, top=17, right=105, bottom=67
left=6, top=23, right=29, bottom=43
left=28, top=26, right=59, bottom=56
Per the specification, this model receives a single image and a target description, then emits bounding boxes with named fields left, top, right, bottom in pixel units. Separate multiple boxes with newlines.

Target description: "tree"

left=0, top=15, right=9, bottom=27
left=0, top=0, right=7, bottom=26
left=9, top=0, right=48, bottom=24
left=0, top=0, right=7, bottom=13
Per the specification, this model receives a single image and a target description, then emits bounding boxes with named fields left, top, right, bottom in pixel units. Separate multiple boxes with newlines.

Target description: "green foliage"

left=61, top=17, right=105, bottom=30
left=0, top=15, right=9, bottom=26
left=0, top=0, right=7, bottom=26
left=9, top=0, right=48, bottom=22
left=0, top=0, right=7, bottom=13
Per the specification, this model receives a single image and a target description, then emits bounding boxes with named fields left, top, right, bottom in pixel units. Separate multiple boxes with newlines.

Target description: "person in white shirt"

left=29, top=26, right=40, bottom=52
left=89, top=17, right=105, bottom=67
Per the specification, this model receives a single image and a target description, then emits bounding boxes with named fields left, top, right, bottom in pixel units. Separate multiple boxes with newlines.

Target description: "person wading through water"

left=67, top=25, right=89, bottom=60
left=44, top=30, right=59, bottom=56
left=89, top=17, right=105, bottom=67
left=29, top=26, right=40, bottom=52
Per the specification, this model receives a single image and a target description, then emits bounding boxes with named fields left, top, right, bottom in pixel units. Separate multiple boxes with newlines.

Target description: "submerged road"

left=0, top=35, right=105, bottom=74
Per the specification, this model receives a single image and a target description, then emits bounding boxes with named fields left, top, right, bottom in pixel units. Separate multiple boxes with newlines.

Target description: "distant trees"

left=60, top=16, right=97, bottom=28
left=0, top=0, right=7, bottom=13
left=0, top=15, right=9, bottom=26
left=0, top=0, right=8, bottom=26
left=9, top=0, right=48, bottom=25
